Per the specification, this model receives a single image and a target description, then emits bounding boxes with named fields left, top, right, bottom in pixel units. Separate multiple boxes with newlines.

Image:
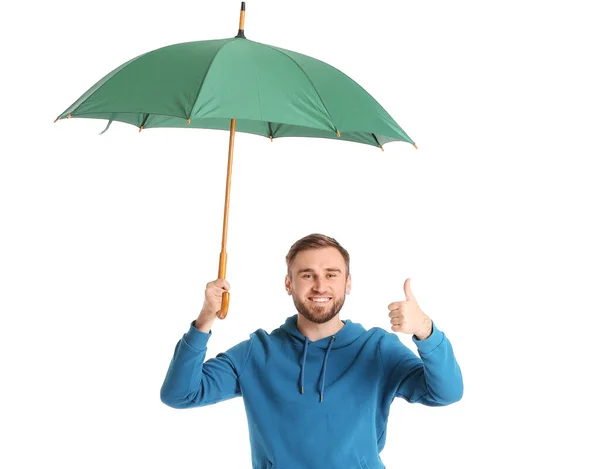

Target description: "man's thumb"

left=404, top=278, right=415, bottom=301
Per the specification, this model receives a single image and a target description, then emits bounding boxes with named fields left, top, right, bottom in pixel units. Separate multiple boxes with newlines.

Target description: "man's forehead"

left=292, top=248, right=345, bottom=271
left=293, top=247, right=343, bottom=262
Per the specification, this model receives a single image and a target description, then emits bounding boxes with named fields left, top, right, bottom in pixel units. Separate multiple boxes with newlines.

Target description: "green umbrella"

left=55, top=2, right=416, bottom=319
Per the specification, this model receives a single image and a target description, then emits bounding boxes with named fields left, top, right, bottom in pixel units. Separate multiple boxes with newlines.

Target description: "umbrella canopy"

left=56, top=37, right=414, bottom=149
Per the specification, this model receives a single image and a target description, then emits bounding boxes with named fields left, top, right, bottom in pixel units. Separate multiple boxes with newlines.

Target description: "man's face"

left=285, top=247, right=351, bottom=324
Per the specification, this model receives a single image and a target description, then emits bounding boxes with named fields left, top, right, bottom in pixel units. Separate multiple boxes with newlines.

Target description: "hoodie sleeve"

left=160, top=321, right=255, bottom=409
left=378, top=322, right=463, bottom=406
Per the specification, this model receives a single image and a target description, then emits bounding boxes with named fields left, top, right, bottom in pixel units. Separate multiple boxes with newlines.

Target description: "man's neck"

left=296, top=314, right=345, bottom=342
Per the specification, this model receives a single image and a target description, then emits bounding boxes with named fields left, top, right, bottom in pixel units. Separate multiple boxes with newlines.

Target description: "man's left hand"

left=388, top=279, right=432, bottom=340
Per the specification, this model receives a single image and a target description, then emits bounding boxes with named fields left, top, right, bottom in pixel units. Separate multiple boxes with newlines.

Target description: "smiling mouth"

left=309, top=297, right=332, bottom=304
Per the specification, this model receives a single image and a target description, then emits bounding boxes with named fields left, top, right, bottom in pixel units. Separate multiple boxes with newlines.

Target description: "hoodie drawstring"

left=300, top=337, right=309, bottom=395
left=299, top=335, right=336, bottom=402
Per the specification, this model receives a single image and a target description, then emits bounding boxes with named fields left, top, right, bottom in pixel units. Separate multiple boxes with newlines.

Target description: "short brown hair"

left=286, top=233, right=350, bottom=277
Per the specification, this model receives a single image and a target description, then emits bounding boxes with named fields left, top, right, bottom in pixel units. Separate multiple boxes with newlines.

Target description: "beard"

left=292, top=292, right=346, bottom=324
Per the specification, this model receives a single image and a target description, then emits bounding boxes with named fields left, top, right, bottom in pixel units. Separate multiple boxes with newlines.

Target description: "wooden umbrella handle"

left=217, top=291, right=230, bottom=320
left=217, top=252, right=230, bottom=320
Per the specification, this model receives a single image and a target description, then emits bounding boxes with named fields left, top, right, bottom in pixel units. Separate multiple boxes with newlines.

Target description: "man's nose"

left=312, top=277, right=326, bottom=292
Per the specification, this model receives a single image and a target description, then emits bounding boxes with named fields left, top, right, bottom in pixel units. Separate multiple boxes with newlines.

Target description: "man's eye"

left=327, top=274, right=336, bottom=278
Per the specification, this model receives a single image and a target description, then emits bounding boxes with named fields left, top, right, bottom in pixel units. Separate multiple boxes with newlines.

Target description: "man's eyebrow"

left=296, top=268, right=342, bottom=273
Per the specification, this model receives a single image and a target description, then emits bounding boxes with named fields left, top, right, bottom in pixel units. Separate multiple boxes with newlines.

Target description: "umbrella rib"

left=140, top=113, right=150, bottom=130
left=260, top=44, right=337, bottom=134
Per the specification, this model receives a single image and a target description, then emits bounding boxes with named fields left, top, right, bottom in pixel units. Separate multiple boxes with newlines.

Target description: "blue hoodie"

left=161, top=315, right=463, bottom=469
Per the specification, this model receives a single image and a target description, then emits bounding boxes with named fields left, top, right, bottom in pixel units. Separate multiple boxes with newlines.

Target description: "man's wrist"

left=414, top=317, right=433, bottom=341
left=194, top=315, right=215, bottom=333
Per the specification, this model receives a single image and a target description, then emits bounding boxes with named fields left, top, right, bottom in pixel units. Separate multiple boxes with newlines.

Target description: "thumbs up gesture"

left=388, top=279, right=433, bottom=340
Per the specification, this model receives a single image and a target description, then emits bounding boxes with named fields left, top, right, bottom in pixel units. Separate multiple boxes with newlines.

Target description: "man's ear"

left=285, top=275, right=292, bottom=295
left=346, top=273, right=352, bottom=295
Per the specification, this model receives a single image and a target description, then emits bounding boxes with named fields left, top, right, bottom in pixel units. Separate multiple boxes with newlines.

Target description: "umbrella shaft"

left=219, top=118, right=236, bottom=279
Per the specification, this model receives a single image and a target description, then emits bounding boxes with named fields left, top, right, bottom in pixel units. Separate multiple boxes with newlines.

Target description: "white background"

left=1, top=0, right=599, bottom=467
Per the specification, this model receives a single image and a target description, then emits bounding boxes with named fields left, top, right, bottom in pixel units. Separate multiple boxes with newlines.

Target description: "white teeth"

left=311, top=298, right=330, bottom=302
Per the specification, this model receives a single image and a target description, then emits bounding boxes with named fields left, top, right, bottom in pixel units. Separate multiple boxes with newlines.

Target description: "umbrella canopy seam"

left=189, top=39, right=238, bottom=122
left=258, top=42, right=337, bottom=135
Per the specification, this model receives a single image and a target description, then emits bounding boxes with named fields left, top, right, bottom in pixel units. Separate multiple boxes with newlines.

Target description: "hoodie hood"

left=280, top=314, right=366, bottom=401
left=281, top=314, right=366, bottom=349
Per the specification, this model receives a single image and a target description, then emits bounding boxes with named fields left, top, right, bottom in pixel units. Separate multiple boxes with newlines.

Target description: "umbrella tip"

left=270, top=135, right=273, bottom=142
left=187, top=118, right=191, bottom=124
left=54, top=116, right=60, bottom=123
left=67, top=114, right=72, bottom=119
left=413, top=143, right=418, bottom=149
left=380, top=145, right=384, bottom=152
left=336, top=130, right=341, bottom=137
left=236, top=2, right=247, bottom=38
left=139, top=125, right=144, bottom=132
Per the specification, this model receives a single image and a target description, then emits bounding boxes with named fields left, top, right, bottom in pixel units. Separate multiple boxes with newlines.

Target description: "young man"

left=161, top=233, right=463, bottom=469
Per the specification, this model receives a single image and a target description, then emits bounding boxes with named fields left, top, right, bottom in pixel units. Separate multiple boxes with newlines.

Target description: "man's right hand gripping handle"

left=194, top=278, right=231, bottom=333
